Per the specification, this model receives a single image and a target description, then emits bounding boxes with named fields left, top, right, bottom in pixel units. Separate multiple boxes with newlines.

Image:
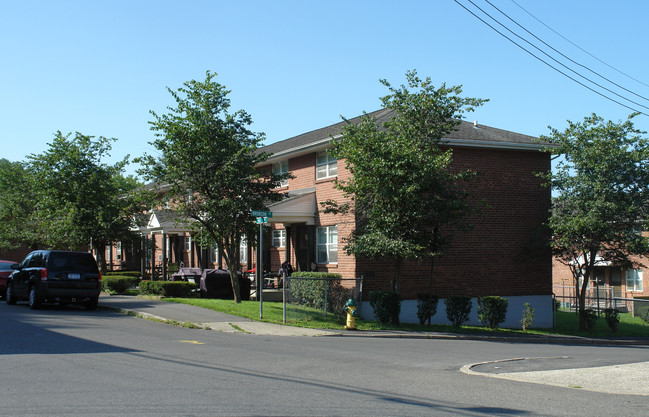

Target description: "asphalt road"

left=1, top=301, right=648, bottom=416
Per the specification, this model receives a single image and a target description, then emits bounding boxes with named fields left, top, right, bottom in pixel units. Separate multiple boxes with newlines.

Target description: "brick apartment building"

left=109, top=108, right=553, bottom=327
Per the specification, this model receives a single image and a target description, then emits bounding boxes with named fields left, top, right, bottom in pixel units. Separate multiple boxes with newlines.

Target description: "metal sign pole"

left=282, top=270, right=287, bottom=324
left=259, top=221, right=263, bottom=319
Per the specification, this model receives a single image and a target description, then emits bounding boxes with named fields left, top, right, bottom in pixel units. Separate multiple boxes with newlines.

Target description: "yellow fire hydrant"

left=344, top=299, right=360, bottom=330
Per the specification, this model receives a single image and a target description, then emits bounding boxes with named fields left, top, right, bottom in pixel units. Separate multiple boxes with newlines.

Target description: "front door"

left=610, top=267, right=622, bottom=298
left=296, top=225, right=313, bottom=272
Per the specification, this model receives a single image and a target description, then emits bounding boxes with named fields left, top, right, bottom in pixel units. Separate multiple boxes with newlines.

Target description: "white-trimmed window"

left=316, top=225, right=338, bottom=264
left=273, top=229, right=286, bottom=248
left=185, top=236, right=191, bottom=251
left=240, top=238, right=248, bottom=264
left=316, top=151, right=337, bottom=179
left=210, top=246, right=219, bottom=263
left=273, top=160, right=289, bottom=187
left=626, top=269, right=643, bottom=292
left=116, top=241, right=122, bottom=261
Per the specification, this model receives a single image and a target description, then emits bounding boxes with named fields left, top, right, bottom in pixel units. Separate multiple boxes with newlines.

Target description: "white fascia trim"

left=262, top=135, right=551, bottom=165
left=444, top=138, right=548, bottom=151
left=263, top=135, right=342, bottom=164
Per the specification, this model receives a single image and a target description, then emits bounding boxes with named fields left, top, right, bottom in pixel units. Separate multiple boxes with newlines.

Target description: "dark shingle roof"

left=260, top=108, right=542, bottom=159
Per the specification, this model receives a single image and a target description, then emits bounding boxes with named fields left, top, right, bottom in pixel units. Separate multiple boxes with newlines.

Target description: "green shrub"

left=369, top=290, right=400, bottom=325
left=521, top=302, right=535, bottom=331
left=445, top=296, right=472, bottom=328
left=102, top=276, right=139, bottom=294
left=581, top=309, right=598, bottom=334
left=104, top=271, right=141, bottom=278
left=289, top=272, right=341, bottom=309
left=139, top=280, right=197, bottom=298
left=477, top=296, right=508, bottom=329
left=416, top=293, right=438, bottom=325
left=603, top=308, right=620, bottom=333
left=329, top=282, right=355, bottom=325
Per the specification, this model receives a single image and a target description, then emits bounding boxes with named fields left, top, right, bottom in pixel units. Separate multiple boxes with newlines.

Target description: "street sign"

left=255, top=217, right=268, bottom=224
left=251, top=210, right=272, bottom=218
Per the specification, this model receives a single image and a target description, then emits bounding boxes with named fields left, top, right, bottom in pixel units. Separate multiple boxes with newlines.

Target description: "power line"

left=454, top=0, right=649, bottom=116
left=510, top=0, right=649, bottom=90
left=464, top=0, right=649, bottom=112
left=485, top=0, right=649, bottom=103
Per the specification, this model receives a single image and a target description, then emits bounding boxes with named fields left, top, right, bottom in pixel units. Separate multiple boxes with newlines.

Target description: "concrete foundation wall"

left=360, top=294, right=554, bottom=329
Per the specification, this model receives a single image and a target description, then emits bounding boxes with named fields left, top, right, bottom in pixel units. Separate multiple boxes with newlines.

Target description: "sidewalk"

left=98, top=294, right=649, bottom=344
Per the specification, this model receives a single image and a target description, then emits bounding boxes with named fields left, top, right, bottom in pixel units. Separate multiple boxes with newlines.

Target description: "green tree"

left=26, top=132, right=148, bottom=271
left=540, top=113, right=649, bottom=331
left=140, top=71, right=287, bottom=302
left=325, top=70, right=486, bottom=302
left=0, top=159, right=40, bottom=251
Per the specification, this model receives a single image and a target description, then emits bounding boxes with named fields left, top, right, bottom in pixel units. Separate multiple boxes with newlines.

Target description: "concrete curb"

left=99, top=303, right=649, bottom=344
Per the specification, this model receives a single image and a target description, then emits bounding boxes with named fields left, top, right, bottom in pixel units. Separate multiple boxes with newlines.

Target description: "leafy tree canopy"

left=540, top=113, right=649, bottom=329
left=24, top=132, right=149, bottom=270
left=326, top=70, right=487, bottom=294
left=139, top=71, right=287, bottom=302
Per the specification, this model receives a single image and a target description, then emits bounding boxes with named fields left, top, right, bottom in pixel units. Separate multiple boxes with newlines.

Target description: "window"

left=316, top=225, right=338, bottom=264
left=626, top=269, right=643, bottom=292
left=316, top=151, right=337, bottom=179
left=116, top=241, right=122, bottom=261
left=210, top=246, right=219, bottom=263
left=272, top=229, right=286, bottom=248
left=185, top=236, right=191, bottom=251
left=240, top=238, right=248, bottom=264
left=273, top=160, right=289, bottom=187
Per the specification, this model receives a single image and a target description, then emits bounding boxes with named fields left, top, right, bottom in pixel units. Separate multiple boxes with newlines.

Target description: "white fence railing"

left=553, top=285, right=649, bottom=320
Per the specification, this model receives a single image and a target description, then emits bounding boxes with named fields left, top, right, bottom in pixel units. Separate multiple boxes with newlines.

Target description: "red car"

left=0, top=260, right=18, bottom=299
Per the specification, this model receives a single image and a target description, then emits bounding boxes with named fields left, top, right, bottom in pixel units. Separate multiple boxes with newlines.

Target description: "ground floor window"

left=273, top=229, right=286, bottom=248
left=626, top=269, right=643, bottom=292
left=240, top=238, right=248, bottom=264
left=316, top=225, right=337, bottom=264
left=210, top=246, right=218, bottom=263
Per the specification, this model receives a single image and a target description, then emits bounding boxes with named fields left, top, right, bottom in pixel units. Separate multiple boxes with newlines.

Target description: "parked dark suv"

left=6, top=250, right=101, bottom=310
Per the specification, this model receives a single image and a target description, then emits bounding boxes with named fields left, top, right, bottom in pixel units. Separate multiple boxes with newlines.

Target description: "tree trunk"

left=95, top=243, right=107, bottom=274
left=224, top=241, right=242, bottom=303
left=391, top=257, right=403, bottom=295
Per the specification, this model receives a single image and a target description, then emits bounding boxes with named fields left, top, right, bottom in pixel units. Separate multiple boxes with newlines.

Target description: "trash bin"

left=200, top=269, right=250, bottom=300
left=171, top=267, right=202, bottom=284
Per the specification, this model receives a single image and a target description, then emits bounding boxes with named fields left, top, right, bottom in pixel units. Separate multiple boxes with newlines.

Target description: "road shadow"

left=0, top=303, right=139, bottom=356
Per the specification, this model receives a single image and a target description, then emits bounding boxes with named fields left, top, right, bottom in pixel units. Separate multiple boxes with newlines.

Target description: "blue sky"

left=2, top=1, right=648, bottom=176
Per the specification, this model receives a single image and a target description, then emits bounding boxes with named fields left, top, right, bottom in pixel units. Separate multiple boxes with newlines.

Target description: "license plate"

left=68, top=273, right=81, bottom=279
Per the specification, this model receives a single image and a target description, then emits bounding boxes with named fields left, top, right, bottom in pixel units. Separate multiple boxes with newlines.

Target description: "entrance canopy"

left=267, top=187, right=316, bottom=226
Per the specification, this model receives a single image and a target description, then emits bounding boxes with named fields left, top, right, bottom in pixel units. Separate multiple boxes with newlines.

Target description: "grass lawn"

left=163, top=298, right=649, bottom=338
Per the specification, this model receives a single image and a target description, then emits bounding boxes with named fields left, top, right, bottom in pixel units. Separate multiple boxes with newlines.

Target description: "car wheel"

left=85, top=297, right=98, bottom=311
left=28, top=287, right=41, bottom=310
left=6, top=283, right=16, bottom=305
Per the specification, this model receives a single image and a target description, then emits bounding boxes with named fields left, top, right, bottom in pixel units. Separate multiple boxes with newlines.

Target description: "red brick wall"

left=263, top=146, right=552, bottom=300
left=359, top=146, right=552, bottom=299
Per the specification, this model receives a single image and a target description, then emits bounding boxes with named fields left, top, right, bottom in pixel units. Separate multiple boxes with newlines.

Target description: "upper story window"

left=185, top=236, right=191, bottom=251
left=316, top=225, right=338, bottom=264
left=273, top=161, right=289, bottom=188
left=272, top=229, right=286, bottom=248
left=316, top=151, right=337, bottom=180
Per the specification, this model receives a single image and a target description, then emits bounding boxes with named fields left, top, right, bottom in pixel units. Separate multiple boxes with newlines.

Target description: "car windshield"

left=48, top=253, right=98, bottom=272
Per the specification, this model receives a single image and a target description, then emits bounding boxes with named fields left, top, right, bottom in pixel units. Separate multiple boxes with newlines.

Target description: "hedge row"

left=102, top=276, right=139, bottom=294
left=139, top=280, right=197, bottom=298
left=104, top=271, right=141, bottom=278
